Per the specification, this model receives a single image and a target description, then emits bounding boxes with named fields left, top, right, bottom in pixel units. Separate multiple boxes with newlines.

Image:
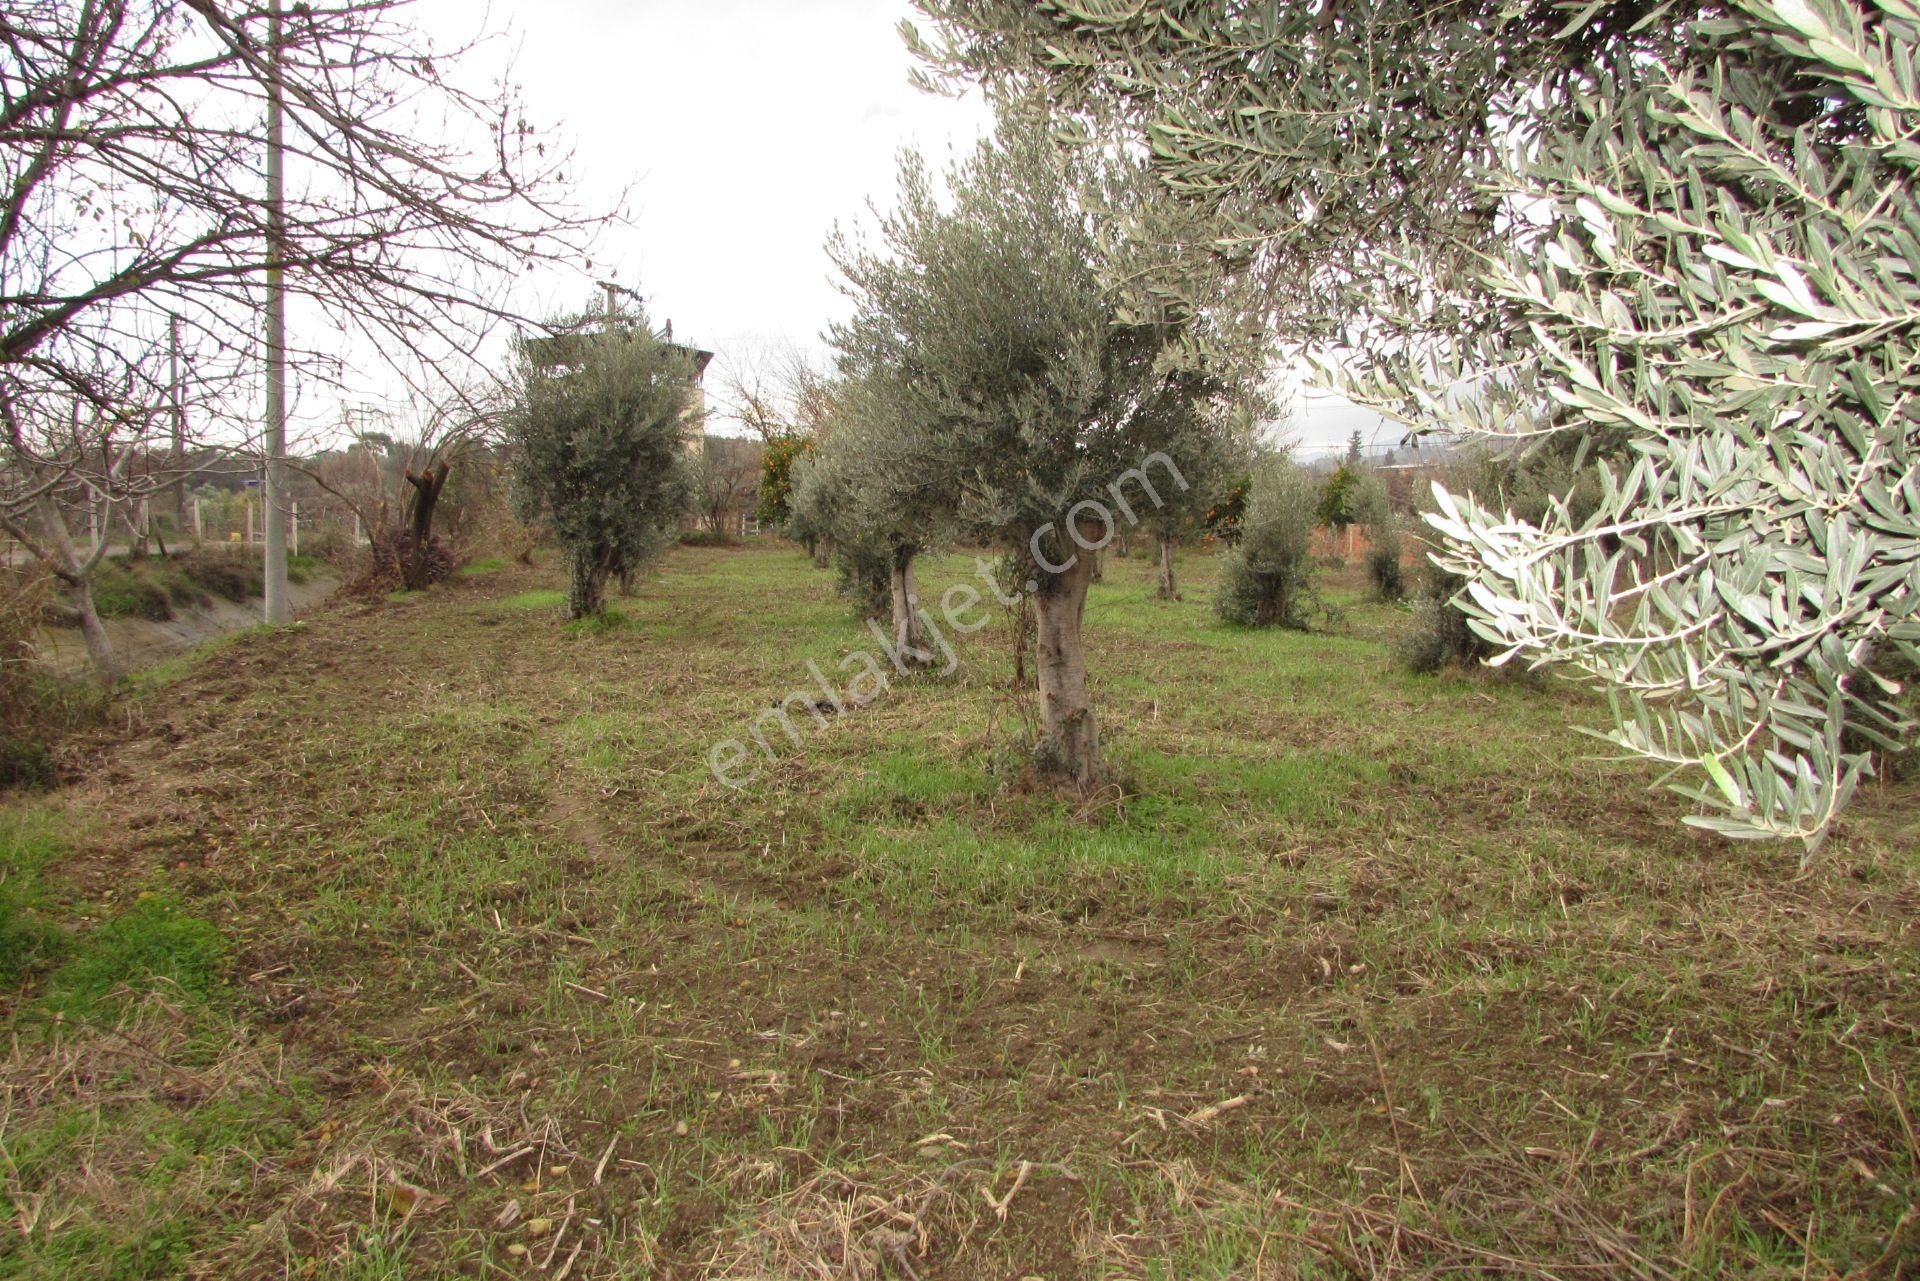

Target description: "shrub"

left=0, top=569, right=105, bottom=791
left=87, top=561, right=175, bottom=621
left=1396, top=561, right=1497, bottom=674
left=179, top=548, right=264, bottom=602
left=0, top=737, right=57, bottom=791
left=1353, top=470, right=1405, bottom=603
left=1213, top=457, right=1324, bottom=630
left=367, top=529, right=454, bottom=589
left=1366, top=542, right=1406, bottom=603
left=298, top=522, right=355, bottom=567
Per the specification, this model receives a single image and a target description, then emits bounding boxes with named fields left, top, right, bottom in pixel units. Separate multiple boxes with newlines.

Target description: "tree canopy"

left=508, top=310, right=698, bottom=619
left=911, top=0, right=1919, bottom=849
left=829, top=117, right=1267, bottom=783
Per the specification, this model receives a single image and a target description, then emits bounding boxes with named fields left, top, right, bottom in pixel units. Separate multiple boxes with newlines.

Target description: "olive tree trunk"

left=569, top=544, right=610, bottom=618
left=889, top=546, right=930, bottom=663
left=1033, top=541, right=1099, bottom=787
left=1156, top=533, right=1177, bottom=600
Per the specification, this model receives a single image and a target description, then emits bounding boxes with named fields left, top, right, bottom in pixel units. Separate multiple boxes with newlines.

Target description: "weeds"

left=0, top=569, right=107, bottom=791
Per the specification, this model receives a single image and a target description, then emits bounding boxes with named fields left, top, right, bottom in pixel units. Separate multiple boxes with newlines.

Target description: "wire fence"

left=1, top=495, right=364, bottom=567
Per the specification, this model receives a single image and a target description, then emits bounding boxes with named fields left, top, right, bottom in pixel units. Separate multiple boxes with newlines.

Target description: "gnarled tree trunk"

left=889, top=545, right=930, bottom=663
left=401, top=460, right=450, bottom=591
left=1033, top=537, right=1099, bottom=787
left=1156, top=532, right=1177, bottom=600
left=569, top=544, right=610, bottom=619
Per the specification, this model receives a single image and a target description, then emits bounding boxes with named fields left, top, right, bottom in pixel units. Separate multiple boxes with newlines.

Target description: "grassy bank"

left=80, top=549, right=331, bottom=623
left=1, top=543, right=1915, bottom=1279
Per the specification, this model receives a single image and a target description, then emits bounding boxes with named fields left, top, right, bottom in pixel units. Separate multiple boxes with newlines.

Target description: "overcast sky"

left=398, top=0, right=1391, bottom=454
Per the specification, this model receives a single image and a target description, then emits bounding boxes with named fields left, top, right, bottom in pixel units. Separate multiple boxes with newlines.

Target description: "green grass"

left=0, top=810, right=315, bottom=1281
left=0, top=808, right=68, bottom=983
left=0, top=542, right=1914, bottom=1279
left=80, top=550, right=332, bottom=622
left=41, top=894, right=225, bottom=1016
left=563, top=607, right=632, bottom=635
left=89, top=557, right=197, bottom=621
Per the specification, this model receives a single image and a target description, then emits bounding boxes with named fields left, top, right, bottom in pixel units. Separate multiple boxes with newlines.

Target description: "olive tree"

left=783, top=448, right=837, bottom=572
left=914, top=0, right=1918, bottom=849
left=906, top=1, right=1707, bottom=354
left=786, top=379, right=951, bottom=663
left=830, top=122, right=1255, bottom=786
left=1131, top=400, right=1259, bottom=602
left=1213, top=453, right=1322, bottom=630
left=507, top=310, right=697, bottom=619
left=1363, top=0, right=1919, bottom=849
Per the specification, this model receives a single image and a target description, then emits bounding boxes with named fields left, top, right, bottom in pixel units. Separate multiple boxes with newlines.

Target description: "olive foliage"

left=914, top=0, right=1919, bottom=849
left=508, top=313, right=698, bottom=619
left=1362, top=1, right=1920, bottom=848
left=827, top=118, right=1263, bottom=783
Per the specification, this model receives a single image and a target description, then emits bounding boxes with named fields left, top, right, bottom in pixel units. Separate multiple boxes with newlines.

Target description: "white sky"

left=383, top=0, right=1382, bottom=453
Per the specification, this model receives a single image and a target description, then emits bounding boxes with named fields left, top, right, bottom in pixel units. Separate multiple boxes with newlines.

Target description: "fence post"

left=193, top=498, right=203, bottom=542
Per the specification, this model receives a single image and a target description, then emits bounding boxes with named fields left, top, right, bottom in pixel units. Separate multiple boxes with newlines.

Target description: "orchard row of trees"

left=879, top=0, right=1919, bottom=849
left=771, top=130, right=1272, bottom=786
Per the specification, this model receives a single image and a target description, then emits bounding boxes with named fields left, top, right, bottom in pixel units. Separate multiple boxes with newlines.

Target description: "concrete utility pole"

left=262, top=0, right=291, bottom=623
left=169, top=315, right=186, bottom=533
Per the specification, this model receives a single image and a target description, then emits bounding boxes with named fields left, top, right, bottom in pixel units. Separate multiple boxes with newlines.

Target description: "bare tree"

left=1, top=0, right=613, bottom=673
left=0, top=365, right=175, bottom=681
left=718, top=346, right=836, bottom=444
left=694, top=435, right=763, bottom=540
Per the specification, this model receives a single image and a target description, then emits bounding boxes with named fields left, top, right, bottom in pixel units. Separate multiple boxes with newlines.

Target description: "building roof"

left=522, top=316, right=713, bottom=379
